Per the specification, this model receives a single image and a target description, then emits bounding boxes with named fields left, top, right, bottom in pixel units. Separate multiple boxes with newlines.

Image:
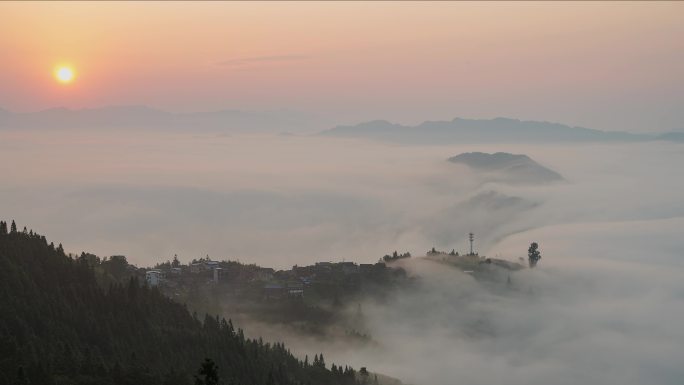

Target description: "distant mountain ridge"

left=448, top=152, right=563, bottom=183
left=320, top=117, right=681, bottom=144
left=3, top=107, right=682, bottom=142
left=0, top=105, right=321, bottom=133
left=659, top=132, right=684, bottom=142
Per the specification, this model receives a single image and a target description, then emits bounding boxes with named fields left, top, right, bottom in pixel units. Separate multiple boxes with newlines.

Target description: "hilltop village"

left=125, top=254, right=413, bottom=342
left=144, top=251, right=525, bottom=301
left=120, top=234, right=534, bottom=340
left=143, top=234, right=527, bottom=294
left=149, top=255, right=411, bottom=327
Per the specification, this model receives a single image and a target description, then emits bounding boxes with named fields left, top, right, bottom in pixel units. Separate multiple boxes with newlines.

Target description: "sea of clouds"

left=1, top=127, right=682, bottom=384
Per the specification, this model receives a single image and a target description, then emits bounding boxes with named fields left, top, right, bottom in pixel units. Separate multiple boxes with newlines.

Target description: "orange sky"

left=1, top=1, right=683, bottom=132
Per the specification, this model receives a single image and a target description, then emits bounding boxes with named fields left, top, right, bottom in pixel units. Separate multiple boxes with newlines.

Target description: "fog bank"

left=1, top=129, right=682, bottom=269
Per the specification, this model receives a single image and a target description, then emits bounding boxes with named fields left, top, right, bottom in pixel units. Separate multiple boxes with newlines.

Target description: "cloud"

left=1, top=126, right=683, bottom=384
left=256, top=243, right=684, bottom=385
left=1, top=130, right=682, bottom=268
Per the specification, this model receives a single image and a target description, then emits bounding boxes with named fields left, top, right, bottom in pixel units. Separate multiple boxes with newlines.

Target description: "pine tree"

left=14, top=366, right=29, bottom=385
left=10, top=220, right=17, bottom=234
left=528, top=242, right=542, bottom=268
left=194, top=358, right=220, bottom=385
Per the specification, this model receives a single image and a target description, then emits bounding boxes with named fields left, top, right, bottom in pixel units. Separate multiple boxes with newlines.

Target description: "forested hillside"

left=0, top=220, right=363, bottom=385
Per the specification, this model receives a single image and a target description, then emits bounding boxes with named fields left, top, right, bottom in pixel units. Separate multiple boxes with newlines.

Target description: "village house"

left=314, top=262, right=333, bottom=272
left=286, top=282, right=304, bottom=298
left=145, top=270, right=163, bottom=287
left=263, top=283, right=285, bottom=300
left=212, top=267, right=222, bottom=283
left=359, top=263, right=374, bottom=272
left=253, top=267, right=275, bottom=281
left=189, top=262, right=203, bottom=273
left=337, top=262, right=358, bottom=274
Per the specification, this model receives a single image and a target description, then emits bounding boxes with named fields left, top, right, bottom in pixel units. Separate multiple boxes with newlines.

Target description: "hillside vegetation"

left=0, top=220, right=366, bottom=385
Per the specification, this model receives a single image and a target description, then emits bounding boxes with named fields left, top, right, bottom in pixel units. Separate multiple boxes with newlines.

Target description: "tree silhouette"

left=528, top=242, right=541, bottom=268
left=14, top=366, right=29, bottom=385
left=194, top=358, right=220, bottom=385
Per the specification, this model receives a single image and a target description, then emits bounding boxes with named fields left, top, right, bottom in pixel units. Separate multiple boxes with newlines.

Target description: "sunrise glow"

left=54, top=66, right=75, bottom=84
left=1, top=3, right=683, bottom=385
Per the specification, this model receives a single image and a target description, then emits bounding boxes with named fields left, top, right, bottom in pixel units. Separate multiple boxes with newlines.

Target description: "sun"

left=54, top=66, right=75, bottom=84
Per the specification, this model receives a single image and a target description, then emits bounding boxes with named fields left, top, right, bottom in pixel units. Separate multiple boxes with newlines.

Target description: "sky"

left=2, top=4, right=684, bottom=383
left=1, top=1, right=683, bottom=132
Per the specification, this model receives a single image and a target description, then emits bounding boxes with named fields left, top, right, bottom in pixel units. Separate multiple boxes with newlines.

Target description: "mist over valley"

left=2, top=122, right=683, bottom=384
left=2, top=2, right=683, bottom=384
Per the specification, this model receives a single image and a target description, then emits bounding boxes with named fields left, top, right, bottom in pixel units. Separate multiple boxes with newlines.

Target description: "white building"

left=287, top=282, right=304, bottom=298
left=213, top=267, right=223, bottom=283
left=190, top=262, right=203, bottom=273
left=145, top=270, right=163, bottom=286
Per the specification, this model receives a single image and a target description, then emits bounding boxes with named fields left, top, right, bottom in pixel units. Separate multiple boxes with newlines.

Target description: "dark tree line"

left=382, top=251, right=411, bottom=263
left=0, top=220, right=362, bottom=385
